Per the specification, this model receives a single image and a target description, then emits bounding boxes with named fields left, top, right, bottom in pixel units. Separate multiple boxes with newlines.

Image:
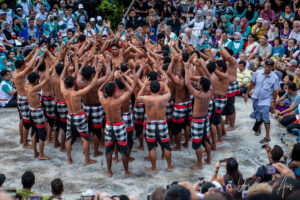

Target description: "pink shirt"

left=260, top=9, right=276, bottom=22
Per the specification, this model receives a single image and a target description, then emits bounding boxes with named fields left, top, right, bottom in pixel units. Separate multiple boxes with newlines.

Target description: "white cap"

left=257, top=17, right=263, bottom=23
left=90, top=17, right=96, bottom=22
left=16, top=7, right=22, bottom=11
left=78, top=4, right=84, bottom=9
left=97, top=16, right=102, bottom=21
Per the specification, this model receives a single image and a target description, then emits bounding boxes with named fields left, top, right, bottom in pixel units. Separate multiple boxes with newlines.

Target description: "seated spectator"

left=1, top=2, right=13, bottom=23
left=212, top=29, right=222, bottom=48
left=289, top=21, right=300, bottom=43
left=23, top=18, right=39, bottom=44
left=202, top=0, right=216, bottom=18
left=204, top=10, right=217, bottom=32
left=197, top=30, right=212, bottom=50
left=244, top=33, right=258, bottom=58
left=126, top=10, right=142, bottom=31
left=287, top=143, right=300, bottom=179
left=237, top=53, right=250, bottom=69
left=249, top=55, right=263, bottom=73
left=149, top=186, right=165, bottom=200
left=17, top=171, right=40, bottom=200
left=233, top=0, right=247, bottom=19
left=162, top=1, right=175, bottom=19
left=251, top=18, right=264, bottom=39
left=0, top=173, right=5, bottom=188
left=14, top=7, right=26, bottom=21
left=231, top=32, right=244, bottom=57
left=164, top=25, right=177, bottom=44
left=245, top=3, right=258, bottom=26
left=249, top=35, right=272, bottom=62
left=294, top=67, right=300, bottom=89
left=286, top=60, right=298, bottom=76
left=274, top=89, right=290, bottom=118
left=237, top=60, right=251, bottom=95
left=259, top=3, right=276, bottom=23
left=179, top=16, right=188, bottom=35
left=146, top=8, right=159, bottom=29
left=179, top=0, right=195, bottom=18
left=164, top=185, right=191, bottom=200
left=36, top=6, right=48, bottom=22
left=212, top=158, right=244, bottom=189
left=271, top=37, right=285, bottom=59
left=238, top=18, right=251, bottom=39
left=229, top=17, right=240, bottom=37
left=215, top=0, right=234, bottom=19
left=43, top=178, right=64, bottom=200
left=252, top=145, right=285, bottom=182
left=280, top=19, right=293, bottom=44
left=133, top=0, right=149, bottom=19
left=282, top=39, right=299, bottom=62
left=218, top=32, right=233, bottom=50
left=267, top=23, right=278, bottom=46
left=219, top=14, right=231, bottom=34
left=279, top=4, right=295, bottom=22
left=180, top=28, right=197, bottom=48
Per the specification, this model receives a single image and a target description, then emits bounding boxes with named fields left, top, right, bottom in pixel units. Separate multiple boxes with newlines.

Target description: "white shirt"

left=289, top=30, right=300, bottom=43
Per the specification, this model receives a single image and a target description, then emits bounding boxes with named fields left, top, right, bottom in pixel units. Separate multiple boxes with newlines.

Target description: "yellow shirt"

left=293, top=75, right=300, bottom=89
left=251, top=24, right=265, bottom=39
left=237, top=68, right=252, bottom=87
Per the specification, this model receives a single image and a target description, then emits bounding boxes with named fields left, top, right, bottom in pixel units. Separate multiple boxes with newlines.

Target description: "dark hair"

left=165, top=185, right=191, bottom=200
left=121, top=63, right=128, bottom=72
left=15, top=59, right=25, bottom=69
left=118, top=23, right=124, bottom=27
left=28, top=72, right=40, bottom=84
left=207, top=61, right=216, bottom=73
left=224, top=47, right=233, bottom=55
left=78, top=34, right=86, bottom=42
left=261, top=34, right=268, bottom=40
left=180, top=16, right=187, bottom=23
left=157, top=32, right=165, bottom=40
left=226, top=158, right=240, bottom=186
left=111, top=43, right=120, bottom=49
left=162, top=45, right=170, bottom=52
left=64, top=76, right=75, bottom=88
left=0, top=174, right=6, bottom=186
left=248, top=33, right=256, bottom=40
left=23, top=48, right=32, bottom=57
left=55, top=63, right=64, bottom=75
left=135, top=66, right=143, bottom=78
left=191, top=50, right=200, bottom=58
left=81, top=66, right=95, bottom=80
left=147, top=71, right=158, bottom=81
left=238, top=60, right=246, bottom=67
left=289, top=38, right=297, bottom=44
left=115, top=77, right=126, bottom=89
left=274, top=36, right=282, bottom=45
left=216, top=60, right=227, bottom=72
left=105, top=82, right=116, bottom=97
left=277, top=89, right=286, bottom=97
left=38, top=61, right=46, bottom=72
left=288, top=82, right=297, bottom=91
left=159, top=50, right=170, bottom=57
left=272, top=176, right=300, bottom=200
left=246, top=193, right=273, bottom=200
left=164, top=56, right=171, bottom=64
left=21, top=171, right=35, bottom=189
left=163, top=63, right=170, bottom=71
left=284, top=19, right=293, bottom=29
left=182, top=52, right=190, bottom=62
left=201, top=182, right=215, bottom=194
left=271, top=145, right=284, bottom=162
left=28, top=18, right=34, bottom=22
left=150, top=80, right=160, bottom=94
left=291, top=143, right=300, bottom=161
left=0, top=69, right=9, bottom=77
left=288, top=75, right=294, bottom=81
left=51, top=178, right=64, bottom=195
left=256, top=55, right=262, bottom=62
left=181, top=67, right=185, bottom=78
left=200, top=77, right=211, bottom=92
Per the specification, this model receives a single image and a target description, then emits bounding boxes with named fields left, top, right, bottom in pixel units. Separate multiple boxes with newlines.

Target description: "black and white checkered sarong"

left=66, top=111, right=89, bottom=141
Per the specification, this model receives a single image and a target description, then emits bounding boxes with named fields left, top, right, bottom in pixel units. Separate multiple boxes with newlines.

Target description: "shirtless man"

left=167, top=57, right=192, bottom=150
left=110, top=43, right=125, bottom=69
left=25, top=70, right=51, bottom=160
left=76, top=60, right=110, bottom=157
left=210, top=59, right=229, bottom=149
left=60, top=56, right=100, bottom=165
left=220, top=46, right=239, bottom=132
left=98, top=73, right=134, bottom=178
left=12, top=49, right=41, bottom=148
left=185, top=63, right=213, bottom=169
left=137, top=77, right=175, bottom=173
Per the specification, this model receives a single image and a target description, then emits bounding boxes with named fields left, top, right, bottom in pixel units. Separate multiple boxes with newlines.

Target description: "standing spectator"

left=245, top=3, right=258, bottom=26
left=249, top=35, right=272, bottom=62
left=259, top=3, right=276, bottom=23
left=167, top=12, right=180, bottom=36
left=289, top=21, right=300, bottom=43
left=189, top=10, right=204, bottom=36
left=280, top=20, right=293, bottom=44
left=133, top=0, right=149, bottom=19
left=126, top=10, right=142, bottom=30
left=0, top=69, right=17, bottom=107
left=73, top=4, right=88, bottom=31
left=237, top=60, right=251, bottom=95
left=244, top=59, right=279, bottom=143
left=0, top=2, right=13, bottom=24
left=17, top=0, right=32, bottom=16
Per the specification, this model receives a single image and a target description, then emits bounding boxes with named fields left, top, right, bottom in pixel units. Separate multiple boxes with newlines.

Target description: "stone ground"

left=0, top=97, right=297, bottom=200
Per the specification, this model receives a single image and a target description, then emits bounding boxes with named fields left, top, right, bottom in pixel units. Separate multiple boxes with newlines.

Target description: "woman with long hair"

left=245, top=4, right=258, bottom=26
left=280, top=19, right=293, bottom=44
left=233, top=0, right=247, bottom=19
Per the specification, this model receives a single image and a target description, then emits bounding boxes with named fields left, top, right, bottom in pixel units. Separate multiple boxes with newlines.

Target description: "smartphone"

left=219, top=158, right=228, bottom=163
left=265, top=165, right=276, bottom=175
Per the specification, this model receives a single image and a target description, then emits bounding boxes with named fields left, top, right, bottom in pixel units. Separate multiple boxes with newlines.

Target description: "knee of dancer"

left=162, top=141, right=171, bottom=151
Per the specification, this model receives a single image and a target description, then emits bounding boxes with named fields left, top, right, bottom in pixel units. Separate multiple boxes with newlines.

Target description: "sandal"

left=255, top=130, right=261, bottom=136
left=260, top=137, right=271, bottom=143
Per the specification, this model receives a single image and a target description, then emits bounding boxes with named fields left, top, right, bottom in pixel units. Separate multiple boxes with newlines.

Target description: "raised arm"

left=75, top=65, right=101, bottom=96
left=166, top=57, right=182, bottom=86
left=18, top=48, right=41, bottom=78
left=220, top=45, right=237, bottom=66
left=184, top=63, right=199, bottom=97
left=137, top=77, right=149, bottom=102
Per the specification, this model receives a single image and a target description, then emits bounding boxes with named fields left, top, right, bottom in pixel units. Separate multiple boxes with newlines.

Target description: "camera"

left=219, top=158, right=228, bottom=163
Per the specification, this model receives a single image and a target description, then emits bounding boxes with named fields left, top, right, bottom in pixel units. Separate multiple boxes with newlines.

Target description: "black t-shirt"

left=270, top=0, right=290, bottom=12
left=134, top=2, right=149, bottom=18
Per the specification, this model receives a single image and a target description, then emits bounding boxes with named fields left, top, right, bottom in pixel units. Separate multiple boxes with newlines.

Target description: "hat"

left=90, top=18, right=96, bottom=22
left=78, top=4, right=84, bottom=9
left=257, top=18, right=263, bottom=23
left=265, top=59, right=274, bottom=66
left=234, top=17, right=240, bottom=22
left=60, top=0, right=65, bottom=4
left=289, top=59, right=298, bottom=66
left=97, top=16, right=102, bottom=21
left=16, top=7, right=22, bottom=11
left=0, top=174, right=6, bottom=185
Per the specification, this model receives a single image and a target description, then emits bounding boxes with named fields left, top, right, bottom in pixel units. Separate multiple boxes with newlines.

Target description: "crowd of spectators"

left=0, top=0, right=300, bottom=199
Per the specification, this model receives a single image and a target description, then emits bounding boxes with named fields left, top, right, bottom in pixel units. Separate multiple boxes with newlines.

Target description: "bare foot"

left=85, top=159, right=97, bottom=165
left=144, top=156, right=150, bottom=161
left=225, top=119, right=230, bottom=124
left=190, top=164, right=203, bottom=170
left=202, top=151, right=207, bottom=156
left=167, top=165, right=176, bottom=172
left=23, top=144, right=33, bottom=149
left=46, top=139, right=54, bottom=144
left=147, top=167, right=158, bottom=174
left=94, top=151, right=103, bottom=157
left=125, top=171, right=132, bottom=178
left=67, top=159, right=72, bottom=164
left=205, top=158, right=211, bottom=164
left=182, top=142, right=188, bottom=148
left=107, top=171, right=112, bottom=177
left=216, top=140, right=224, bottom=145
left=211, top=144, right=217, bottom=151
left=225, top=126, right=235, bottom=132
left=60, top=147, right=66, bottom=152
left=38, top=155, right=51, bottom=160
left=112, top=157, right=119, bottom=163
left=171, top=146, right=181, bottom=151
left=135, top=145, right=144, bottom=150
left=34, top=152, right=39, bottom=158
left=129, top=157, right=135, bottom=162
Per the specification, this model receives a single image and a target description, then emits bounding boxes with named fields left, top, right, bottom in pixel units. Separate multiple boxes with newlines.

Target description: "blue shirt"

left=251, top=69, right=279, bottom=106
